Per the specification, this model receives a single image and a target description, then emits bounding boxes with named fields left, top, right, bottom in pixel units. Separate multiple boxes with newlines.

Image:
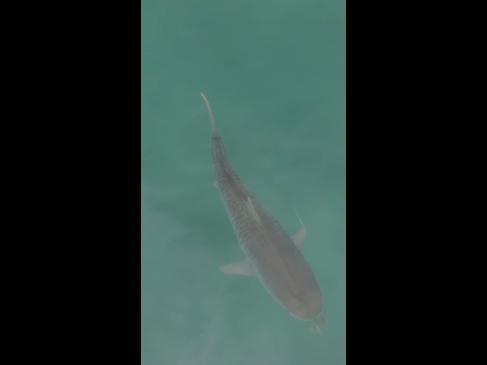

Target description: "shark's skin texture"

left=201, top=93, right=322, bottom=321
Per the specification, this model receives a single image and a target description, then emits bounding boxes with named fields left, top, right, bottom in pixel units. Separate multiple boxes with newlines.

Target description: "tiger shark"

left=200, top=92, right=323, bottom=322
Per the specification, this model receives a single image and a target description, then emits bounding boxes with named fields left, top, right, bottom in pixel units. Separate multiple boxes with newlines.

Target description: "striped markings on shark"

left=201, top=92, right=324, bottom=333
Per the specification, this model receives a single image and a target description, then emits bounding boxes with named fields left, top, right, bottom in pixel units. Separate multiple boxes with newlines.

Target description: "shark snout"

left=289, top=289, right=323, bottom=320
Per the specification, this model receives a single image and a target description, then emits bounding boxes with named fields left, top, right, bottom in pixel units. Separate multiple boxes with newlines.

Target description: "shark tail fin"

left=200, top=92, right=219, bottom=136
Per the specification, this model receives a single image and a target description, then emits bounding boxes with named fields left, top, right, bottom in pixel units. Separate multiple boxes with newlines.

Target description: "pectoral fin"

left=219, top=258, right=255, bottom=276
left=291, top=210, right=306, bottom=249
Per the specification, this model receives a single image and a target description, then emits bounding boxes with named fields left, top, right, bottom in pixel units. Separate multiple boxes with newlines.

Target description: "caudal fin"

left=200, top=92, right=219, bottom=136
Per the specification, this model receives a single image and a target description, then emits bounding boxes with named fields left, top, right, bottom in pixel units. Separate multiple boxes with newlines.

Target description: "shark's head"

left=289, top=288, right=323, bottom=320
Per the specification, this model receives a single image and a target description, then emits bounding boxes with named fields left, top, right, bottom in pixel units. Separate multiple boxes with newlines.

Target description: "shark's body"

left=201, top=93, right=322, bottom=321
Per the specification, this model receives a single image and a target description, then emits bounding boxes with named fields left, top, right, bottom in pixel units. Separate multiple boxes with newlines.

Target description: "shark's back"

left=212, top=136, right=322, bottom=320
left=202, top=93, right=322, bottom=320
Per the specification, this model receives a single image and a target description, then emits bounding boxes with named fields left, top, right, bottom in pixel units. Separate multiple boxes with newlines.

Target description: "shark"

left=200, top=92, right=323, bottom=325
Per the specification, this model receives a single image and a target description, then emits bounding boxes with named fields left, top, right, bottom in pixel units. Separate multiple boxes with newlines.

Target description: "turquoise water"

left=142, top=1, right=345, bottom=364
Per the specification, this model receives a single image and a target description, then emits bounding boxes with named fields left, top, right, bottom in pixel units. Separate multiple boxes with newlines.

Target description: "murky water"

left=142, top=1, right=345, bottom=364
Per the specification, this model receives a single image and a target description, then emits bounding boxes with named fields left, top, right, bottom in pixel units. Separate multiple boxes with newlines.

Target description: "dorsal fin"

left=245, top=197, right=262, bottom=225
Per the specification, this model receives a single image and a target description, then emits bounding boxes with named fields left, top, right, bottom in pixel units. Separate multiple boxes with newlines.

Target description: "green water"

left=142, top=0, right=345, bottom=364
